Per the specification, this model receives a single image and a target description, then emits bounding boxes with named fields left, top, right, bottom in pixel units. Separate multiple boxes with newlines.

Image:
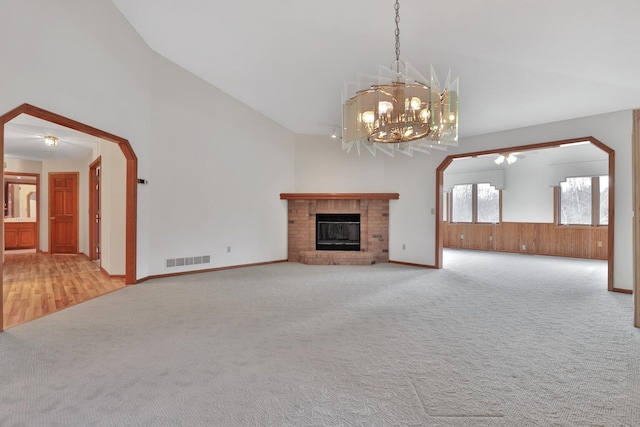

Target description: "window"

left=598, top=176, right=609, bottom=225
left=451, top=184, right=473, bottom=222
left=450, top=183, right=501, bottom=223
left=558, top=176, right=608, bottom=226
left=477, top=183, right=500, bottom=223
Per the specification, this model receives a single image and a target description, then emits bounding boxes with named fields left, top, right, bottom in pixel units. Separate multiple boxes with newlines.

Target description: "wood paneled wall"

left=444, top=222, right=608, bottom=260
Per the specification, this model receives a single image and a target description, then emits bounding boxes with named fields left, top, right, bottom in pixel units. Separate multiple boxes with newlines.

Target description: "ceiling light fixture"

left=495, top=153, right=518, bottom=165
left=44, top=135, right=58, bottom=147
left=342, top=0, right=459, bottom=157
left=330, top=126, right=340, bottom=139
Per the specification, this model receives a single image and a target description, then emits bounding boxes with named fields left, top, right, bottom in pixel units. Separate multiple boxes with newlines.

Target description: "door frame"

left=48, top=172, right=79, bottom=254
left=89, top=157, right=101, bottom=263
left=632, top=110, right=640, bottom=328
left=0, top=103, right=138, bottom=332
left=435, top=136, right=617, bottom=292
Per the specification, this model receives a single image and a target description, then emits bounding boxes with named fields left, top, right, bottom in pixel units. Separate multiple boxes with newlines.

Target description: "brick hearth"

left=280, top=193, right=399, bottom=265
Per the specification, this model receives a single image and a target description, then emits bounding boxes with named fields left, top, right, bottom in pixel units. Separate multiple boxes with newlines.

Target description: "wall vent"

left=165, top=255, right=211, bottom=269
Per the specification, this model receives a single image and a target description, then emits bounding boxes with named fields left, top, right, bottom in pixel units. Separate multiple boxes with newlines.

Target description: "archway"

left=435, top=136, right=618, bottom=292
left=0, top=103, right=137, bottom=331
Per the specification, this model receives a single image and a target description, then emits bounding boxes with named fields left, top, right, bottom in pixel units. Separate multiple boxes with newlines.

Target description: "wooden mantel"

left=280, top=193, right=399, bottom=200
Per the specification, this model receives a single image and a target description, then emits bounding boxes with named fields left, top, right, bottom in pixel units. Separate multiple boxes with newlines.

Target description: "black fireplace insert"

left=316, top=213, right=360, bottom=251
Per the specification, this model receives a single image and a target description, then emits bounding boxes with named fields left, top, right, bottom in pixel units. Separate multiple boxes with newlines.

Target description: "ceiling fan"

left=494, top=152, right=525, bottom=165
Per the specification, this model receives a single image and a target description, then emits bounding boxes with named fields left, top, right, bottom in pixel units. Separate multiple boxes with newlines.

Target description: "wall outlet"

left=489, top=235, right=493, bottom=241
left=597, top=241, right=603, bottom=248
left=430, top=208, right=435, bottom=215
left=521, top=244, right=526, bottom=251
left=227, top=246, right=231, bottom=253
left=460, top=234, right=464, bottom=240
left=402, top=243, right=406, bottom=250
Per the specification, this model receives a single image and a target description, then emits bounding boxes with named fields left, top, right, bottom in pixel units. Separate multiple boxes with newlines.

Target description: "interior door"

left=49, top=172, right=78, bottom=254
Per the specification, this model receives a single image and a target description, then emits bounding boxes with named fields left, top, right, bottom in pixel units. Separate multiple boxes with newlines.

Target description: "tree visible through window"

left=451, top=184, right=473, bottom=222
left=558, top=176, right=608, bottom=225
left=599, top=176, right=609, bottom=225
left=477, top=183, right=500, bottom=223
left=450, top=183, right=500, bottom=223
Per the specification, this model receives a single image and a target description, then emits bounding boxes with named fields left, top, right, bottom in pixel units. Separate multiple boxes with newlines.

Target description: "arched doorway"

left=0, top=103, right=138, bottom=331
left=435, top=136, right=617, bottom=292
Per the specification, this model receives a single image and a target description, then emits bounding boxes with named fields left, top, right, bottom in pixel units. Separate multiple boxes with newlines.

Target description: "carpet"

left=0, top=250, right=638, bottom=426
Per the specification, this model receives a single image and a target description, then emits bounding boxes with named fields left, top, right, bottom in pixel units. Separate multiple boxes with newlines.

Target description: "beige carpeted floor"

left=0, top=250, right=638, bottom=426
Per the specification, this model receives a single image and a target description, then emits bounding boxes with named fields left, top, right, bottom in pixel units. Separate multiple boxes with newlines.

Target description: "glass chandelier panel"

left=341, top=1, right=459, bottom=157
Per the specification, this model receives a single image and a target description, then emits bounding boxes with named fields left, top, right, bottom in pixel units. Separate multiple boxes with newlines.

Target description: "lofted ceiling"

left=5, top=1, right=640, bottom=162
left=109, top=0, right=640, bottom=138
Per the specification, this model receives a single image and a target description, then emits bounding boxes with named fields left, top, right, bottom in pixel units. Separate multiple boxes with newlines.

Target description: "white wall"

left=147, top=54, right=295, bottom=275
left=0, top=0, right=153, bottom=278
left=0, top=1, right=633, bottom=290
left=294, top=135, right=443, bottom=265
left=0, top=0, right=296, bottom=278
left=295, top=111, right=632, bottom=290
left=444, top=170, right=505, bottom=190
left=501, top=158, right=556, bottom=223
left=294, top=135, right=386, bottom=192
left=98, top=140, right=126, bottom=275
left=451, top=111, right=633, bottom=289
left=501, top=155, right=608, bottom=223
left=4, top=158, right=42, bottom=175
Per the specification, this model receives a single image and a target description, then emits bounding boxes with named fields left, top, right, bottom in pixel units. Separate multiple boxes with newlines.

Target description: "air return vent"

left=166, top=255, right=211, bottom=269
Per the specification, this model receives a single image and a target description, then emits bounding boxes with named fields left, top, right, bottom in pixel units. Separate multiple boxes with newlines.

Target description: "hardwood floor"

left=2, top=253, right=126, bottom=330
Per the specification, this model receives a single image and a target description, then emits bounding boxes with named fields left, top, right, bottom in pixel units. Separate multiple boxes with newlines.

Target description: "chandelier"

left=342, top=0, right=459, bottom=157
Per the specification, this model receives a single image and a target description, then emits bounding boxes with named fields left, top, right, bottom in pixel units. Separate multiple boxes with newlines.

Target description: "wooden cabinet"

left=4, top=222, right=37, bottom=250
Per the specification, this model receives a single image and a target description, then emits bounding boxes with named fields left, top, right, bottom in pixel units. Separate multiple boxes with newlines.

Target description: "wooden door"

left=49, top=173, right=78, bottom=254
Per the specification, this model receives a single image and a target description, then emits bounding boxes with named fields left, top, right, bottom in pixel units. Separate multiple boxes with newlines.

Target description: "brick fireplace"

left=280, top=193, right=399, bottom=265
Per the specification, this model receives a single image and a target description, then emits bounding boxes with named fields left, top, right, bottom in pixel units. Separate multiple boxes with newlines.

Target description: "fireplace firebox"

left=316, top=214, right=361, bottom=251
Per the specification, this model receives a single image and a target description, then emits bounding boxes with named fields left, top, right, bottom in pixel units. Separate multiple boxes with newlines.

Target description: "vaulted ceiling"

left=6, top=1, right=640, bottom=162
left=109, top=0, right=640, bottom=138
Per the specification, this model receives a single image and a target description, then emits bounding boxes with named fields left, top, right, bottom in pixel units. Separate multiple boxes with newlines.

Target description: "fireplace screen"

left=316, top=213, right=361, bottom=251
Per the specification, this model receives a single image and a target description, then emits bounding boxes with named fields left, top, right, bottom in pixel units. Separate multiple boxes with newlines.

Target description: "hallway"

left=2, top=253, right=125, bottom=329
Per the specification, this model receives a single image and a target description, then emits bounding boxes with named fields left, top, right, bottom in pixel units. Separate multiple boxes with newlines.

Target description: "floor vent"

left=166, top=255, right=211, bottom=269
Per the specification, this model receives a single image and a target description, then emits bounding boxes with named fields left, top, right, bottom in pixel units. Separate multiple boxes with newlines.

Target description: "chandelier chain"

left=394, top=0, right=400, bottom=70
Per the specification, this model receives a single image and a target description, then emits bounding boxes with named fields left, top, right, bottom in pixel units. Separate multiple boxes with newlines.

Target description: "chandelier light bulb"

left=361, top=111, right=375, bottom=124
left=378, top=101, right=393, bottom=114
left=341, top=0, right=459, bottom=157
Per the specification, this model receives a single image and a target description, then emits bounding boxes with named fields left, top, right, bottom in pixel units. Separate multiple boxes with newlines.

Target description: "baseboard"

left=94, top=266, right=124, bottom=280
left=389, top=260, right=436, bottom=268
left=136, top=259, right=289, bottom=283
left=612, top=287, right=633, bottom=294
